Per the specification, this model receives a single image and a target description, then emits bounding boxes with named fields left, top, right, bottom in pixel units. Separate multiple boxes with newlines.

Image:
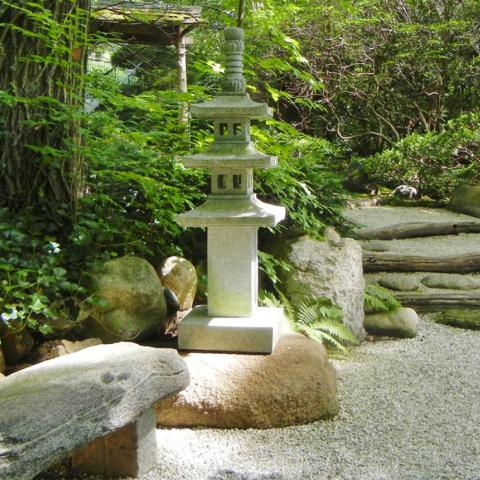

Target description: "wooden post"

left=175, top=31, right=189, bottom=125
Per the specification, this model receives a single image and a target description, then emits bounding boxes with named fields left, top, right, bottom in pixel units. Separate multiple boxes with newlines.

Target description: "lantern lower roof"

left=191, top=94, right=272, bottom=119
left=176, top=194, right=285, bottom=227
left=178, top=144, right=277, bottom=168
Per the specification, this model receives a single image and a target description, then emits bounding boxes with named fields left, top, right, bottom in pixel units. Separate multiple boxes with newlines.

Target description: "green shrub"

left=0, top=210, right=84, bottom=337
left=253, top=120, right=349, bottom=235
left=362, top=112, right=480, bottom=200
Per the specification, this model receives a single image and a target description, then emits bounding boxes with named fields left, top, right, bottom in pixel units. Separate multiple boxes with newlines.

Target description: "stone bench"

left=0, top=342, right=189, bottom=480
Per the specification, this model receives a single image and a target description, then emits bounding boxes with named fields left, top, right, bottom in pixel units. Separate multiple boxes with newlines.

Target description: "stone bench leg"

left=71, top=407, right=157, bottom=479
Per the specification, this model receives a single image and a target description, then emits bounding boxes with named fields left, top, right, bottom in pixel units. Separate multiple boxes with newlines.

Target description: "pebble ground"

left=37, top=318, right=480, bottom=480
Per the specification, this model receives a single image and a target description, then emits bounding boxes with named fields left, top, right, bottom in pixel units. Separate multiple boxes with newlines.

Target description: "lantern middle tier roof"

left=190, top=94, right=272, bottom=120
left=179, top=145, right=277, bottom=169
left=176, top=194, right=285, bottom=228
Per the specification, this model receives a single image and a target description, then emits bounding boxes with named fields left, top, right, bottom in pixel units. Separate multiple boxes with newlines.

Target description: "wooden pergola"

left=90, top=1, right=205, bottom=113
left=91, top=1, right=204, bottom=46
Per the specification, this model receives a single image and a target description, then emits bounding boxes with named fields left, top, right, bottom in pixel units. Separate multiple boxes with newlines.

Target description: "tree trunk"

left=393, top=291, right=480, bottom=312
left=357, top=221, right=480, bottom=240
left=363, top=252, right=480, bottom=273
left=0, top=0, right=90, bottom=223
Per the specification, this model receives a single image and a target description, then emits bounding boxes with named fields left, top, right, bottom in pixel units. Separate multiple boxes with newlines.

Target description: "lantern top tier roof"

left=190, top=28, right=272, bottom=120
left=179, top=27, right=277, bottom=169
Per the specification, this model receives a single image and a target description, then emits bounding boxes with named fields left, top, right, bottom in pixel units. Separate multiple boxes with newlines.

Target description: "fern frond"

left=364, top=284, right=401, bottom=314
left=301, top=325, right=350, bottom=355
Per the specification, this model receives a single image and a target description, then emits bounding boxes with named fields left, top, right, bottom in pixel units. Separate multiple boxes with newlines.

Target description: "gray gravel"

left=150, top=318, right=480, bottom=480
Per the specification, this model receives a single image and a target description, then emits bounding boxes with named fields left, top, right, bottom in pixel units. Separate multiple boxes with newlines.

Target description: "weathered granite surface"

left=81, top=256, right=167, bottom=342
left=158, top=256, right=197, bottom=311
left=277, top=235, right=366, bottom=341
left=157, top=333, right=338, bottom=428
left=0, top=342, right=189, bottom=480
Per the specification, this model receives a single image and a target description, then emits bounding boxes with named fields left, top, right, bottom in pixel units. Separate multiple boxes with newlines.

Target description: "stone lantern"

left=176, top=27, right=286, bottom=353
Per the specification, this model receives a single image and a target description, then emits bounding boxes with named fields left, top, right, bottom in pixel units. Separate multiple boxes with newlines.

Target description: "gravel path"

left=149, top=318, right=480, bottom=480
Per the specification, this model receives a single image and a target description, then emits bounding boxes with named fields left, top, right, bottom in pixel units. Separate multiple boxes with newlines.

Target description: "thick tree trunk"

left=363, top=252, right=480, bottom=273
left=0, top=0, right=89, bottom=222
left=357, top=221, right=480, bottom=240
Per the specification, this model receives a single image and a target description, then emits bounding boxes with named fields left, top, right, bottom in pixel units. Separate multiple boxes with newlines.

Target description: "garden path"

left=151, top=317, right=480, bottom=480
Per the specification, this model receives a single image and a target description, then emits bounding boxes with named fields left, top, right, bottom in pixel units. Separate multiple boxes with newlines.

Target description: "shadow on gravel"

left=209, top=469, right=286, bottom=480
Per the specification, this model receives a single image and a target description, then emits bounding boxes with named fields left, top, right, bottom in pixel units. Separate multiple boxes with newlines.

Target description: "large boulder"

left=81, top=256, right=167, bottom=343
left=156, top=333, right=338, bottom=428
left=449, top=184, right=480, bottom=218
left=0, top=342, right=189, bottom=480
left=365, top=307, right=419, bottom=338
left=158, top=256, right=197, bottom=311
left=277, top=235, right=366, bottom=341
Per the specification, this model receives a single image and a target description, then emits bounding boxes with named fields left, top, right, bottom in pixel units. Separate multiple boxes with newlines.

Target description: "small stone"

left=156, top=333, right=339, bottom=428
left=0, top=348, right=5, bottom=374
left=421, top=274, right=480, bottom=290
left=163, top=287, right=181, bottom=314
left=364, top=307, right=419, bottom=338
left=36, top=338, right=103, bottom=362
left=1, top=327, right=34, bottom=364
left=158, top=256, right=197, bottom=311
left=378, top=276, right=421, bottom=292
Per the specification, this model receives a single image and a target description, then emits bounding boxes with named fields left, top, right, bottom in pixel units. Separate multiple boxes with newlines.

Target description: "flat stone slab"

left=157, top=333, right=339, bottom=429
left=178, top=306, right=285, bottom=354
left=344, top=206, right=480, bottom=232
left=0, top=343, right=189, bottom=480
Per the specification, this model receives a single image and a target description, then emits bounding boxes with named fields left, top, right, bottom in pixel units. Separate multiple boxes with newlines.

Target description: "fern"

left=260, top=291, right=358, bottom=354
left=364, top=284, right=401, bottom=314
left=294, top=297, right=359, bottom=354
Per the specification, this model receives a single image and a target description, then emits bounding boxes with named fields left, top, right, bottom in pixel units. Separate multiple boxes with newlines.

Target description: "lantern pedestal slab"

left=178, top=306, right=286, bottom=354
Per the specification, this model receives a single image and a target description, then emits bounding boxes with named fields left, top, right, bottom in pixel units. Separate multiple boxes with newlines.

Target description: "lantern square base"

left=177, top=306, right=286, bottom=354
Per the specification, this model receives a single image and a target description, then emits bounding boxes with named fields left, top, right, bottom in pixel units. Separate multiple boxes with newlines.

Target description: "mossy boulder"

left=365, top=307, right=419, bottom=338
left=432, top=310, right=480, bottom=330
left=81, top=256, right=167, bottom=342
left=449, top=184, right=480, bottom=218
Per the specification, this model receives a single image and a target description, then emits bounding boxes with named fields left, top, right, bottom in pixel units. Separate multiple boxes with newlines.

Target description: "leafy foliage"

left=364, top=284, right=401, bottom=315
left=260, top=291, right=358, bottom=354
left=362, top=112, right=480, bottom=200
left=0, top=210, right=84, bottom=336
